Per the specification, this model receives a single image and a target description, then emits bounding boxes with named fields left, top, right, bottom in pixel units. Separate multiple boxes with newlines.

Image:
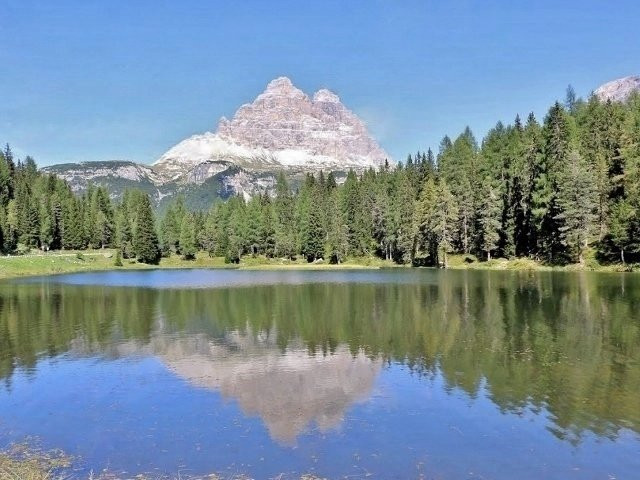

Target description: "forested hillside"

left=159, top=89, right=640, bottom=266
left=3, top=88, right=640, bottom=267
left=0, top=145, right=160, bottom=264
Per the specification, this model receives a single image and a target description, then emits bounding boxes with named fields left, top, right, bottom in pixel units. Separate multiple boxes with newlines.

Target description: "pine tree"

left=554, top=150, right=596, bottom=263
left=533, top=102, right=574, bottom=262
left=114, top=248, right=123, bottom=267
left=608, top=200, right=634, bottom=264
left=431, top=180, right=459, bottom=268
left=325, top=192, right=349, bottom=264
left=564, top=84, right=578, bottom=114
left=479, top=176, right=502, bottom=260
left=160, top=205, right=180, bottom=255
left=133, top=194, right=160, bottom=264
left=245, top=197, right=262, bottom=256
left=115, top=204, right=134, bottom=258
left=201, top=206, right=218, bottom=257
left=414, top=177, right=438, bottom=264
left=39, top=201, right=54, bottom=251
left=62, top=197, right=85, bottom=250
left=0, top=150, right=11, bottom=208
left=225, top=196, right=246, bottom=263
left=341, top=170, right=369, bottom=256
left=179, top=213, right=197, bottom=260
left=391, top=169, right=416, bottom=264
left=302, top=185, right=326, bottom=261
left=274, top=173, right=296, bottom=259
left=259, top=194, right=276, bottom=257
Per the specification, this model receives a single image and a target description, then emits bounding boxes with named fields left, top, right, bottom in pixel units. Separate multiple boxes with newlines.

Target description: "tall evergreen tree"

left=431, top=180, right=459, bottom=268
left=133, top=194, right=160, bottom=264
left=554, top=150, right=597, bottom=263
left=179, top=213, right=197, bottom=260
left=479, top=176, right=502, bottom=260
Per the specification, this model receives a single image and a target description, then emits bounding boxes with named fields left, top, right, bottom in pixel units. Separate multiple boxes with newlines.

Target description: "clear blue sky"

left=1, top=0, right=639, bottom=166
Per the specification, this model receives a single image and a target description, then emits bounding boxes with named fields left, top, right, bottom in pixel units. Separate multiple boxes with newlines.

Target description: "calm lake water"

left=1, top=268, right=639, bottom=479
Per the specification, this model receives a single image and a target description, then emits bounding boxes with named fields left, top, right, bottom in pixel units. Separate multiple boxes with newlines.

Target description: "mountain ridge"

left=43, top=75, right=640, bottom=208
left=44, top=76, right=389, bottom=207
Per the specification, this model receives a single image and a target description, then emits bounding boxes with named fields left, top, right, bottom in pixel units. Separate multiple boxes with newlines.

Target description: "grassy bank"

left=0, top=250, right=229, bottom=280
left=446, top=250, right=634, bottom=273
left=0, top=249, right=634, bottom=281
left=0, top=250, right=397, bottom=281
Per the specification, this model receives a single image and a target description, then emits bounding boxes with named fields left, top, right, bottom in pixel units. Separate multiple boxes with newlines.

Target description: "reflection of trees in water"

left=0, top=270, right=639, bottom=442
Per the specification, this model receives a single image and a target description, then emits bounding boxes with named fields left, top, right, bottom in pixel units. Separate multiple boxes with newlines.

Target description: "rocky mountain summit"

left=44, top=77, right=390, bottom=208
left=594, top=76, right=640, bottom=102
left=153, top=76, right=389, bottom=180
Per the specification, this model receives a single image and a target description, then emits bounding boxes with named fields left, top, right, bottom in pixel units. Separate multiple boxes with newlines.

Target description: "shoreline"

left=0, top=250, right=634, bottom=281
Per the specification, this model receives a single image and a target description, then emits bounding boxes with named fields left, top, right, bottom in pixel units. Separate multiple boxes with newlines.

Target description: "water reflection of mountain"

left=1, top=270, right=639, bottom=443
left=109, top=331, right=381, bottom=443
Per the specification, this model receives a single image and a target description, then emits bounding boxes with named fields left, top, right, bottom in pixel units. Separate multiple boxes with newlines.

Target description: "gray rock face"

left=153, top=76, right=391, bottom=179
left=594, top=76, right=640, bottom=102
left=42, top=161, right=164, bottom=200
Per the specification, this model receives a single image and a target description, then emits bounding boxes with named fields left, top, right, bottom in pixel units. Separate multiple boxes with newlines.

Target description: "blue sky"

left=1, top=0, right=639, bottom=166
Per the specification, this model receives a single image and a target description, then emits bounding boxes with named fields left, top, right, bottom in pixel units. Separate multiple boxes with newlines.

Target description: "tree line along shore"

left=1, top=87, right=640, bottom=271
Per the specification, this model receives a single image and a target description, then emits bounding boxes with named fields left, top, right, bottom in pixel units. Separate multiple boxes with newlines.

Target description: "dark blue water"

left=1, top=269, right=639, bottom=478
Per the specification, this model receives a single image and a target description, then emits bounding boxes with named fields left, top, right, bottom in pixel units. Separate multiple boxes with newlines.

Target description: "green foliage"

left=2, top=87, right=640, bottom=267
left=179, top=213, right=197, bottom=260
left=133, top=194, right=160, bottom=264
left=554, top=150, right=597, bottom=263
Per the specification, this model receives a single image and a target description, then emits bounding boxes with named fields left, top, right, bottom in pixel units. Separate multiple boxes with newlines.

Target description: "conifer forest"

left=2, top=89, right=640, bottom=267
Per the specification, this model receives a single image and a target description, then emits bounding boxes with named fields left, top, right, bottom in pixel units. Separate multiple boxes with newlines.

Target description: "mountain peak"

left=265, top=76, right=294, bottom=90
left=313, top=88, right=340, bottom=103
left=154, top=77, right=391, bottom=181
left=594, top=75, right=640, bottom=102
left=256, top=76, right=307, bottom=103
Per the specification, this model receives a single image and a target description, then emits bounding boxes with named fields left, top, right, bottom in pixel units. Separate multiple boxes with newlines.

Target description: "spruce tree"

left=554, top=150, right=596, bottom=264
left=133, top=194, right=160, bottom=264
left=608, top=200, right=634, bottom=264
left=274, top=173, right=296, bottom=258
left=179, top=213, right=197, bottom=260
left=414, top=177, right=438, bottom=264
left=391, top=170, right=416, bottom=264
left=115, top=204, right=134, bottom=258
left=39, top=201, right=54, bottom=251
left=62, top=197, right=85, bottom=250
left=225, top=196, right=246, bottom=263
left=326, top=193, right=349, bottom=264
left=479, top=176, right=502, bottom=260
left=259, top=195, right=276, bottom=257
left=303, top=185, right=326, bottom=261
left=431, top=180, right=459, bottom=268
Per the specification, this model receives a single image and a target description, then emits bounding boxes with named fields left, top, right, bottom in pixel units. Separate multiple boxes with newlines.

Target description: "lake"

left=0, top=268, right=639, bottom=479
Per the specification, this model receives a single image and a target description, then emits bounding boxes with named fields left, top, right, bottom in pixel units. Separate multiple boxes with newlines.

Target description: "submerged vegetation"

left=0, top=443, right=70, bottom=480
left=2, top=89, right=640, bottom=269
left=0, top=443, right=326, bottom=479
